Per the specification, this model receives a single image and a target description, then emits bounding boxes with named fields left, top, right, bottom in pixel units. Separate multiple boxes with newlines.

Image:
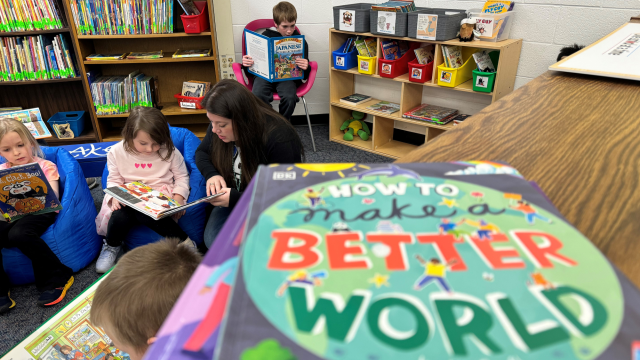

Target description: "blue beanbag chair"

left=101, top=126, right=207, bottom=249
left=2, top=147, right=102, bottom=285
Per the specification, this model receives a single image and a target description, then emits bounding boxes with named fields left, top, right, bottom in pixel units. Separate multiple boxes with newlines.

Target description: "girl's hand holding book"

left=206, top=175, right=227, bottom=196
left=109, top=198, right=124, bottom=211
left=172, top=194, right=186, bottom=220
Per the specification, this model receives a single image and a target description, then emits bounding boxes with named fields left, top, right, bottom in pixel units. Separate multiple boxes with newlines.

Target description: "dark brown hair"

left=201, top=79, right=303, bottom=190
left=121, top=106, right=174, bottom=161
left=91, top=239, right=202, bottom=354
left=273, top=1, right=297, bottom=25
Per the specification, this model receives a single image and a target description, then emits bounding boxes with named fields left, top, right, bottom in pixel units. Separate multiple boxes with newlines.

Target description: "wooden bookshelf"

left=329, top=28, right=522, bottom=159
left=67, top=0, right=220, bottom=141
left=0, top=0, right=99, bottom=144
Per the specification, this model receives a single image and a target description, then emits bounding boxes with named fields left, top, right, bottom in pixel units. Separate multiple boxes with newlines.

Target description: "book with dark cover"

left=0, top=162, right=61, bottom=222
left=340, top=93, right=373, bottom=105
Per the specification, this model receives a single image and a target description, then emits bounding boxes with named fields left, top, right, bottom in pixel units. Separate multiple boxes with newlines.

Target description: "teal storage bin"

left=47, top=111, right=86, bottom=136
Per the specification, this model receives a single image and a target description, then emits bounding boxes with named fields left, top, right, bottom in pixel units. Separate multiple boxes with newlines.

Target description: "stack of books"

left=0, top=34, right=77, bottom=82
left=0, top=0, right=64, bottom=32
left=380, top=39, right=410, bottom=60
left=86, top=53, right=128, bottom=61
left=441, top=45, right=463, bottom=68
left=342, top=36, right=376, bottom=57
left=371, top=1, right=416, bottom=12
left=68, top=0, right=174, bottom=35
left=90, top=71, right=156, bottom=115
left=127, top=51, right=163, bottom=60
left=172, top=49, right=211, bottom=58
left=403, top=103, right=458, bottom=124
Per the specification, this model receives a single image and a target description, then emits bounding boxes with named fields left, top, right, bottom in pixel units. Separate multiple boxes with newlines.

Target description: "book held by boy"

left=213, top=161, right=640, bottom=359
left=340, top=93, right=373, bottom=105
left=0, top=108, right=52, bottom=139
left=243, top=29, right=305, bottom=82
left=104, top=182, right=222, bottom=220
left=2, top=273, right=132, bottom=359
left=172, top=49, right=212, bottom=58
left=0, top=162, right=61, bottom=222
left=366, top=100, right=400, bottom=114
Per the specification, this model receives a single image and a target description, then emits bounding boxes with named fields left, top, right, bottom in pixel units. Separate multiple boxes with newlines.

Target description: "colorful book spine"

left=0, top=0, right=62, bottom=32
left=70, top=0, right=172, bottom=35
left=0, top=34, right=77, bottom=82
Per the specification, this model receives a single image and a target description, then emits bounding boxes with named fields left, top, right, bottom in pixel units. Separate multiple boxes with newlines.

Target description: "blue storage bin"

left=47, top=111, right=86, bottom=137
left=332, top=42, right=358, bottom=70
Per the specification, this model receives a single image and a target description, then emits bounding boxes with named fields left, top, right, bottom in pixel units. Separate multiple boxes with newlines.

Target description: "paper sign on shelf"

left=377, top=11, right=396, bottom=34
left=417, top=14, right=438, bottom=40
left=339, top=9, right=356, bottom=31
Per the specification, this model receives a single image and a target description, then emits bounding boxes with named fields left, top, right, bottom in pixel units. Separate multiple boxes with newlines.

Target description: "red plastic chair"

left=232, top=19, right=317, bottom=152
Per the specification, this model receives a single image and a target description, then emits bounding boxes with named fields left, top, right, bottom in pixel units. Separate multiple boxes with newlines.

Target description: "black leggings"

left=0, top=213, right=72, bottom=293
left=105, top=206, right=188, bottom=247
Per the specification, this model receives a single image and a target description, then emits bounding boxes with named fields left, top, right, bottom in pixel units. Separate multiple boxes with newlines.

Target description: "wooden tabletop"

left=397, top=71, right=640, bottom=287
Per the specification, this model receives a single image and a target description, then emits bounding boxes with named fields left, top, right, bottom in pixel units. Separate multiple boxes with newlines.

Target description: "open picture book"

left=0, top=162, right=62, bottom=222
left=243, top=29, right=305, bottom=82
left=104, top=182, right=221, bottom=220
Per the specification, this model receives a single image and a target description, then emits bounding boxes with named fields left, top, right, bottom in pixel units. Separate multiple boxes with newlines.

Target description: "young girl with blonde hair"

left=95, top=107, right=195, bottom=273
left=0, top=119, right=74, bottom=314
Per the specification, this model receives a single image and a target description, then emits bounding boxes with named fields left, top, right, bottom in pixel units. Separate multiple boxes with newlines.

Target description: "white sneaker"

left=179, top=238, right=198, bottom=252
left=96, top=240, right=121, bottom=273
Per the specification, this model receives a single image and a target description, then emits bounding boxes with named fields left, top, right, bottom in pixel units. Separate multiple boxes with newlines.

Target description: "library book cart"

left=329, top=28, right=522, bottom=159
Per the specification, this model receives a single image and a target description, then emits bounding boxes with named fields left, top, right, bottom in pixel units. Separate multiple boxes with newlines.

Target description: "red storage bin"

left=408, top=60, right=434, bottom=83
left=174, top=93, right=205, bottom=109
left=378, top=42, right=420, bottom=79
left=180, top=1, right=210, bottom=34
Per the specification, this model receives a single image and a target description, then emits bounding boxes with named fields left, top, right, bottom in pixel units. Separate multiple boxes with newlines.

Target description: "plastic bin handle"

left=66, top=113, right=80, bottom=117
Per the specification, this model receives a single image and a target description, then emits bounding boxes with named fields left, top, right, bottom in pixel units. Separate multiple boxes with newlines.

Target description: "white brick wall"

left=229, top=0, right=640, bottom=116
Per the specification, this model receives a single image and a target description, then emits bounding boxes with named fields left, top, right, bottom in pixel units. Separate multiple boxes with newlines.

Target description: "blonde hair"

left=121, top=106, right=174, bottom=161
left=0, top=118, right=44, bottom=163
left=273, top=1, right=297, bottom=25
left=91, top=239, right=201, bottom=353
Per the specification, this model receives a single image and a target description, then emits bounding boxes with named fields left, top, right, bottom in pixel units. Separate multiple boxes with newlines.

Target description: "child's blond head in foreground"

left=91, top=239, right=201, bottom=360
left=0, top=118, right=44, bottom=165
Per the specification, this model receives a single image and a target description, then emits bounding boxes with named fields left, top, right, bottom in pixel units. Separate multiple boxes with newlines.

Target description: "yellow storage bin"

left=437, top=55, right=476, bottom=88
left=357, top=55, right=376, bottom=75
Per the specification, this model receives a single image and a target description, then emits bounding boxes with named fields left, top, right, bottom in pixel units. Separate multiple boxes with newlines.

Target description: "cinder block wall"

left=231, top=0, right=640, bottom=116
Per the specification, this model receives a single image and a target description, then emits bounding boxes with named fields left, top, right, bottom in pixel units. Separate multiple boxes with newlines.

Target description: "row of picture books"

left=343, top=36, right=434, bottom=66
left=442, top=45, right=497, bottom=73
left=340, top=93, right=467, bottom=125
left=343, top=36, right=377, bottom=57
left=0, top=0, right=64, bottom=32
left=88, top=70, right=158, bottom=115
left=85, top=49, right=211, bottom=61
left=68, top=0, right=174, bottom=35
left=371, top=0, right=416, bottom=12
left=0, top=34, right=77, bottom=82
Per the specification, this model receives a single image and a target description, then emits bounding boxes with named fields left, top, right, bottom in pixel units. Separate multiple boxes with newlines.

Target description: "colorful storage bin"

left=472, top=70, right=496, bottom=92
left=333, top=3, right=375, bottom=33
left=437, top=55, right=475, bottom=88
left=332, top=42, right=358, bottom=70
left=408, top=60, right=434, bottom=83
left=378, top=42, right=419, bottom=79
left=469, top=10, right=515, bottom=42
left=174, top=93, right=205, bottom=109
left=357, top=55, right=376, bottom=75
left=180, top=1, right=210, bottom=34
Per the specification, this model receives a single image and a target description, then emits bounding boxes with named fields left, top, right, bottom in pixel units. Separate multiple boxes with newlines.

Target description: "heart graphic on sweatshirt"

left=135, top=163, right=140, bottom=168
left=148, top=163, right=153, bottom=168
left=141, top=164, right=147, bottom=169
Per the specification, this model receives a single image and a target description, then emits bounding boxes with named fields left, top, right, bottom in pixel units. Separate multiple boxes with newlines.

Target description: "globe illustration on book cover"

left=241, top=171, right=623, bottom=360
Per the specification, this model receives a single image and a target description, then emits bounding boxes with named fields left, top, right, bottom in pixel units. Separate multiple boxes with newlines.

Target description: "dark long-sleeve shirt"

left=195, top=116, right=302, bottom=208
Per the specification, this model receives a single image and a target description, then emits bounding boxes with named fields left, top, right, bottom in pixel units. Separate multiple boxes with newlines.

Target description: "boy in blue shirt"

left=241, top=1, right=310, bottom=120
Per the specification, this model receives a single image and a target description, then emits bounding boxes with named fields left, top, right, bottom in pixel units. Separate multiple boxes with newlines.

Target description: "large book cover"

left=0, top=162, right=61, bottom=222
left=104, top=181, right=221, bottom=220
left=214, top=162, right=640, bottom=360
left=0, top=107, right=52, bottom=139
left=143, top=179, right=256, bottom=360
left=244, top=30, right=305, bottom=83
left=1, top=274, right=131, bottom=360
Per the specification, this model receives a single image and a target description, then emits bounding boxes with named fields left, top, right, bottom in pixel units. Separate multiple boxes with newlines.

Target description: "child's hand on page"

left=210, top=188, right=231, bottom=207
left=242, top=55, right=254, bottom=67
left=295, top=58, right=309, bottom=70
left=206, top=175, right=227, bottom=196
left=110, top=198, right=124, bottom=211
left=172, top=194, right=186, bottom=220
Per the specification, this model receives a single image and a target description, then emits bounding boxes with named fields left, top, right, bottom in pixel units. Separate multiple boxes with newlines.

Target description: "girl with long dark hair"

left=195, top=80, right=304, bottom=248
